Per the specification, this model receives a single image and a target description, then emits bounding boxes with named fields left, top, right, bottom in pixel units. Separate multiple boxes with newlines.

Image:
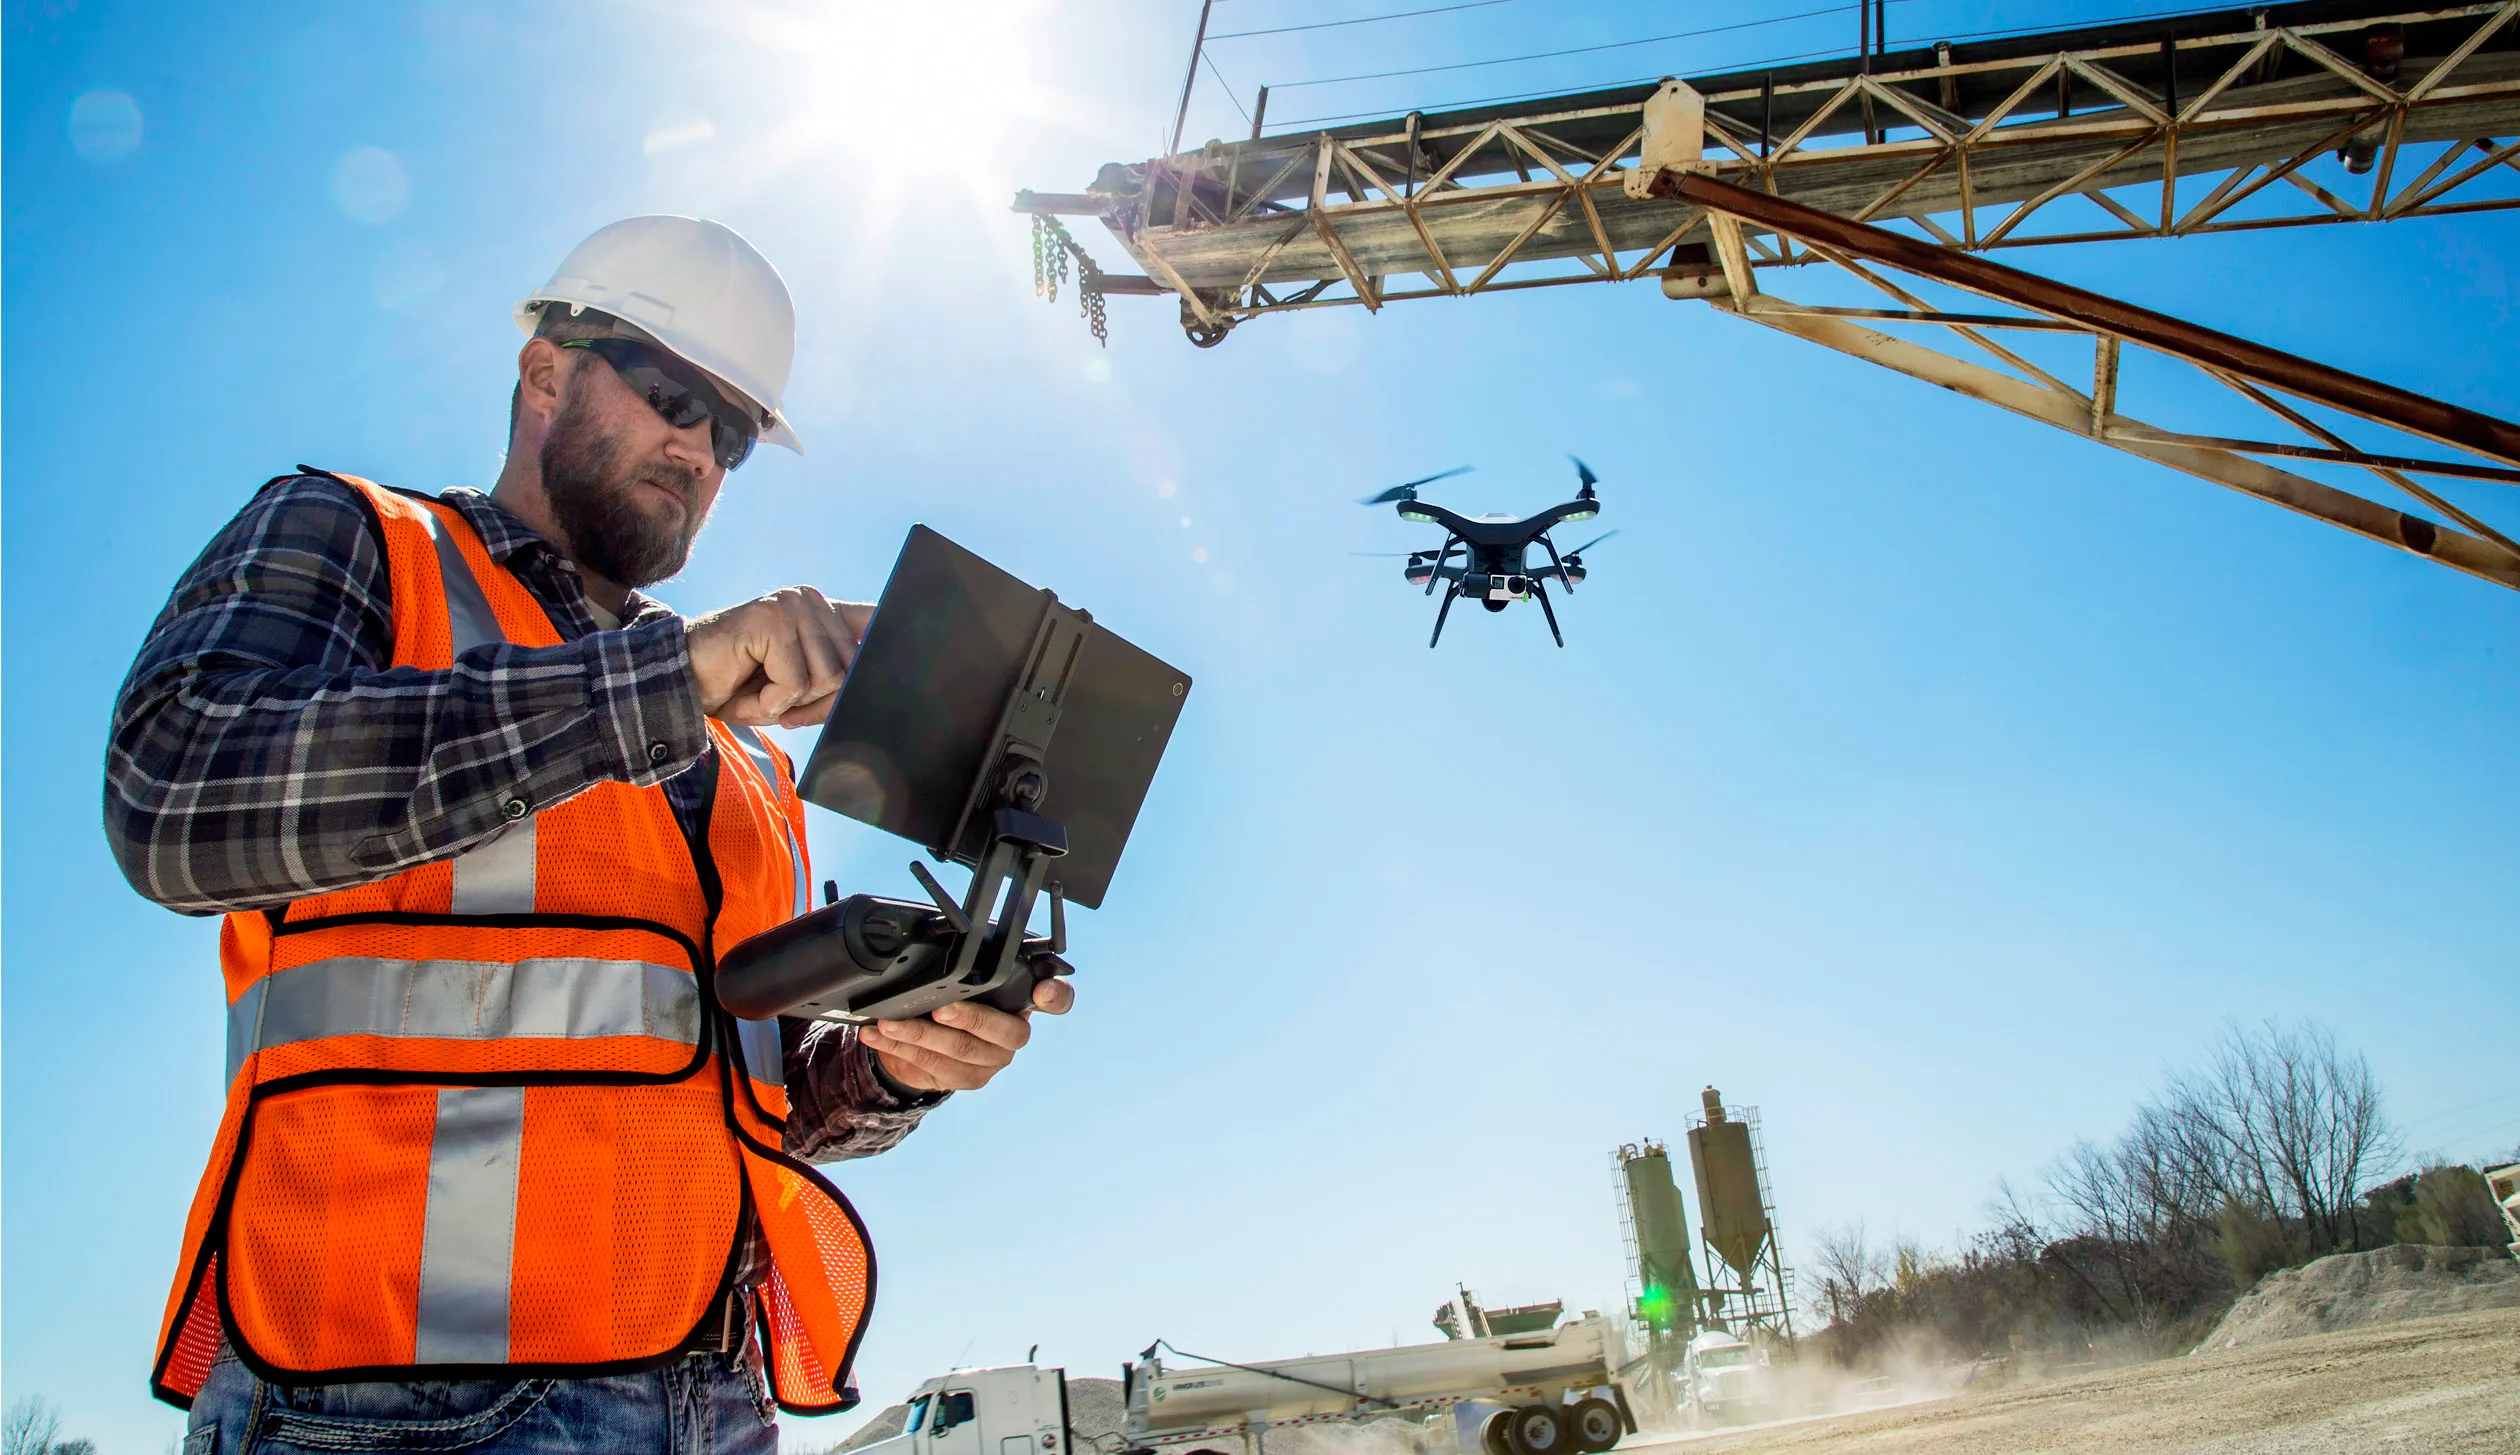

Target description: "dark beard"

left=538, top=384, right=704, bottom=589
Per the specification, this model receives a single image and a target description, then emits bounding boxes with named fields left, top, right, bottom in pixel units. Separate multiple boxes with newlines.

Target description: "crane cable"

left=1267, top=1, right=1917, bottom=92
left=1210, top=0, right=1521, bottom=41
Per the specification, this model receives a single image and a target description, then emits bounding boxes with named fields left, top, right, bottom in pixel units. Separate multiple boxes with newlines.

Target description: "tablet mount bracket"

left=712, top=592, right=1093, bottom=1024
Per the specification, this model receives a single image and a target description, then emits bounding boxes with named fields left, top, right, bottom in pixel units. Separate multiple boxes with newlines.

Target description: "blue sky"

left=7, top=1, right=2518, bottom=1450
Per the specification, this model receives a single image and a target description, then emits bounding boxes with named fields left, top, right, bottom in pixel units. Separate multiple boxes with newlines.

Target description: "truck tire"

left=1507, top=1405, right=1565, bottom=1455
left=1480, top=1411, right=1516, bottom=1455
left=1568, top=1399, right=1621, bottom=1453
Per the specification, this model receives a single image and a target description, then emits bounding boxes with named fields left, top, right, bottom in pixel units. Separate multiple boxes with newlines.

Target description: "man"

left=104, top=216, right=1069, bottom=1454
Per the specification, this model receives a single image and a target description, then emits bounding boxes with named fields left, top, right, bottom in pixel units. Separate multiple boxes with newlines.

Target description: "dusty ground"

left=1630, top=1307, right=2520, bottom=1455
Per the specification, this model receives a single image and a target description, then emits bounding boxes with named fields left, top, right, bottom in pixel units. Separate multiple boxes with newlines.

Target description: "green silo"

left=1619, top=1142, right=1699, bottom=1336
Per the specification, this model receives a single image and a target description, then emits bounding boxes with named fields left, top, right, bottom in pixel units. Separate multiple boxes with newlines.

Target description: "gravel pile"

left=2198, top=1243, right=2520, bottom=1351
left=831, top=1401, right=910, bottom=1453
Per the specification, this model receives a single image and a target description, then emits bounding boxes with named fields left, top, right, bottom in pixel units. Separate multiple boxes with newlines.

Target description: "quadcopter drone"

left=1358, top=458, right=1618, bottom=648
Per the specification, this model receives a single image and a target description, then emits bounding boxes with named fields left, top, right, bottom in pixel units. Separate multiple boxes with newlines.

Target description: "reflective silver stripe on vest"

left=450, top=818, right=536, bottom=915
left=417, top=503, right=538, bottom=910
left=727, top=726, right=809, bottom=916
left=736, top=1014, right=783, bottom=1089
left=227, top=956, right=700, bottom=1081
left=725, top=727, right=804, bottom=1089
left=415, top=504, right=504, bottom=657
left=413, top=1086, right=523, bottom=1363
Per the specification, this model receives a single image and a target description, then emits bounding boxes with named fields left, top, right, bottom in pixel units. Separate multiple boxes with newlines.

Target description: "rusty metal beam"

left=1659, top=170, right=2520, bottom=467
left=1717, top=297, right=2520, bottom=589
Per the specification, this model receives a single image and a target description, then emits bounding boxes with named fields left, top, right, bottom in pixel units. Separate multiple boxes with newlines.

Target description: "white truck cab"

left=853, top=1366, right=1072, bottom=1455
left=1678, top=1331, right=1773, bottom=1427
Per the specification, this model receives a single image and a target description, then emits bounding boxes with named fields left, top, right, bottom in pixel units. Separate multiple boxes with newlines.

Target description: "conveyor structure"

left=1017, top=0, right=2520, bottom=590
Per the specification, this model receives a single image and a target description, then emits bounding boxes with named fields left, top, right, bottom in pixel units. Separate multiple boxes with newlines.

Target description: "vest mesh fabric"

left=153, top=477, right=869, bottom=1413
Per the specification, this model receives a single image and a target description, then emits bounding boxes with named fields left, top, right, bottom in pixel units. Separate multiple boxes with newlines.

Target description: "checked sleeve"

left=781, top=1017, right=949, bottom=1163
left=103, top=474, right=708, bottom=915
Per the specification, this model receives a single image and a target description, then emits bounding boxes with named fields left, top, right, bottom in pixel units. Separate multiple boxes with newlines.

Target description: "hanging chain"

left=1030, top=214, right=1109, bottom=348
left=1032, top=214, right=1069, bottom=304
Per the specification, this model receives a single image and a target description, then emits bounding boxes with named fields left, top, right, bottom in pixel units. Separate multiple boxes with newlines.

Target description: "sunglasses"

left=560, top=337, right=760, bottom=471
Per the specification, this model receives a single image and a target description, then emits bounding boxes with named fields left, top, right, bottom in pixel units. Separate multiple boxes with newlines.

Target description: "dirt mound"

left=831, top=1401, right=909, bottom=1453
left=2198, top=1243, right=2520, bottom=1351
left=1068, top=1377, right=1128, bottom=1444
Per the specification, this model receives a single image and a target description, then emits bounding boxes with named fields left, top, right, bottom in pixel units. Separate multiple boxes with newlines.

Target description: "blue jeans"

left=183, top=1342, right=780, bottom=1454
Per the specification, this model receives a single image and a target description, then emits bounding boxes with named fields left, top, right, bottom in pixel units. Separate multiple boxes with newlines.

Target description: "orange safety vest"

left=151, top=474, right=873, bottom=1415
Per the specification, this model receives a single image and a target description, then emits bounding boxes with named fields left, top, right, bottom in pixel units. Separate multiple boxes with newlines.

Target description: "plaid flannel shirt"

left=105, top=470, right=942, bottom=1163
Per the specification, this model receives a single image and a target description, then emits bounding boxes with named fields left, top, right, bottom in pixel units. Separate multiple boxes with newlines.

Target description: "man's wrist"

left=866, top=1043, right=951, bottom=1108
left=586, top=616, right=709, bottom=785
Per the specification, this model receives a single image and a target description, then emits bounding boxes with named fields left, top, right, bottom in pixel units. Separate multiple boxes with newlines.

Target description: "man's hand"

left=685, top=588, right=875, bottom=728
left=859, top=976, right=1074, bottom=1093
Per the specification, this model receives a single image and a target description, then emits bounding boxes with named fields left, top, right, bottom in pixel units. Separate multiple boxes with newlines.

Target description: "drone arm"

left=1405, top=503, right=1483, bottom=537
left=1526, top=500, right=1599, bottom=534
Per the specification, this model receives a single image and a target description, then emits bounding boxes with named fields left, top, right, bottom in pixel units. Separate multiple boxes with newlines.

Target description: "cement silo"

left=1684, top=1087, right=1794, bottom=1340
left=1614, top=1140, right=1699, bottom=1338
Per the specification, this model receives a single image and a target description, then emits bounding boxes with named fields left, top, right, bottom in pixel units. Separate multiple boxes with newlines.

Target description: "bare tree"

left=2, top=1398, right=62, bottom=1455
left=2156, top=1020, right=2400, bottom=1256
left=1808, top=1220, right=1888, bottom=1330
left=1981, top=1178, right=2048, bottom=1261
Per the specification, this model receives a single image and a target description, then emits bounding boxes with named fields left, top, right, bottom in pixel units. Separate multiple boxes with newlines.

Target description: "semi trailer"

left=854, top=1314, right=1635, bottom=1455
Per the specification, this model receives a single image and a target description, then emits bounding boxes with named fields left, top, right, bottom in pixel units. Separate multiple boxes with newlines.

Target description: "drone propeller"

left=1359, top=465, right=1473, bottom=506
left=1563, top=528, right=1621, bottom=558
left=1570, top=455, right=1599, bottom=497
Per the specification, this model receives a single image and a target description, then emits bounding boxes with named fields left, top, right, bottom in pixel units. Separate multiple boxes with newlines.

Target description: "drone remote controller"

left=715, top=867, right=1075, bottom=1024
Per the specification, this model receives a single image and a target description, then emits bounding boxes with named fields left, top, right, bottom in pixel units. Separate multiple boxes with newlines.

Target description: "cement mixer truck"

left=851, top=1313, right=1635, bottom=1455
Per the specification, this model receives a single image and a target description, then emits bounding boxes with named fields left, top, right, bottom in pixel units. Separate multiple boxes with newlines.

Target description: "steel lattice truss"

left=1015, top=0, right=2520, bottom=588
left=1021, top=1, right=2520, bottom=325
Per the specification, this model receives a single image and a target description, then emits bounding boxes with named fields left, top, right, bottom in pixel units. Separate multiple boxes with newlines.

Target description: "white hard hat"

left=516, top=215, right=803, bottom=455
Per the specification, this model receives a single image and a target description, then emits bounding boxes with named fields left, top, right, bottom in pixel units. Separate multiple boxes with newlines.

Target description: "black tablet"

left=795, top=525, right=1190, bottom=909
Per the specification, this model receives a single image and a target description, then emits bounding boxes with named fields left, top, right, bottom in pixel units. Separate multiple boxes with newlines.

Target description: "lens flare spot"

left=644, top=115, right=717, bottom=156
left=1191, top=547, right=1208, bottom=565
left=332, top=146, right=411, bottom=225
left=1155, top=479, right=1178, bottom=500
left=67, top=91, right=143, bottom=162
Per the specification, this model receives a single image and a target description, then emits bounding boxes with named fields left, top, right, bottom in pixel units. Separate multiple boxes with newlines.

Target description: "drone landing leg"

left=1429, top=585, right=1460, bottom=648
left=1530, top=579, right=1564, bottom=647
left=1426, top=533, right=1459, bottom=596
left=1540, top=534, right=1573, bottom=594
